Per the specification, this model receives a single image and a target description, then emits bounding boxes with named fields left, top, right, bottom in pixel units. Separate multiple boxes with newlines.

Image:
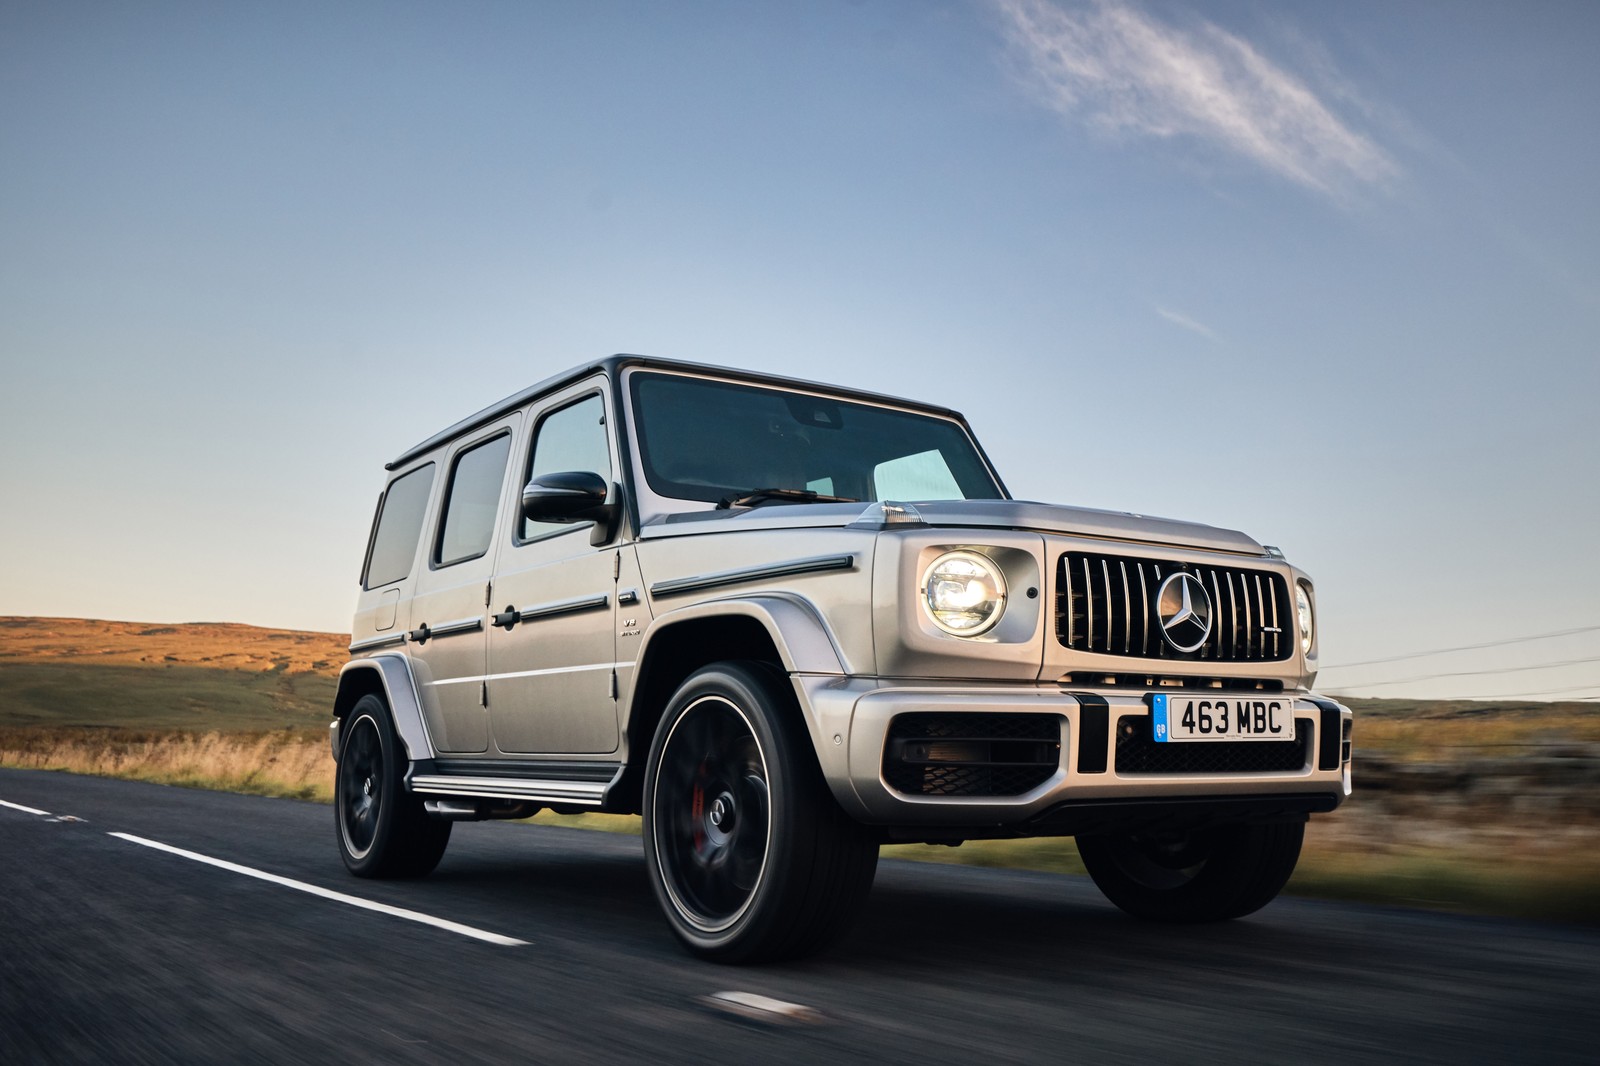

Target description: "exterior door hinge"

left=480, top=681, right=488, bottom=707
left=609, top=670, right=618, bottom=701
left=485, top=580, right=493, bottom=607
left=612, top=551, right=621, bottom=581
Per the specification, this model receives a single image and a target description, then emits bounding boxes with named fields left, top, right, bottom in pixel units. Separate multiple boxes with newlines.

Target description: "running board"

left=409, top=774, right=608, bottom=807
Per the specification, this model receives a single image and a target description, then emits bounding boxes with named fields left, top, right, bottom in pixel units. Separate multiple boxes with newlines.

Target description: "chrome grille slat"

left=1137, top=562, right=1150, bottom=657
left=1063, top=555, right=1074, bottom=647
left=1083, top=556, right=1094, bottom=652
left=1099, top=559, right=1111, bottom=652
left=1269, top=577, right=1280, bottom=659
left=1120, top=560, right=1131, bottom=655
left=1241, top=570, right=1253, bottom=660
left=1248, top=573, right=1260, bottom=656
left=1055, top=552, right=1291, bottom=664
left=1207, top=570, right=1223, bottom=659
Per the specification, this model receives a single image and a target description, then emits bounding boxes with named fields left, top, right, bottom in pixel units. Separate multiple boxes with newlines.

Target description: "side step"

left=408, top=759, right=623, bottom=808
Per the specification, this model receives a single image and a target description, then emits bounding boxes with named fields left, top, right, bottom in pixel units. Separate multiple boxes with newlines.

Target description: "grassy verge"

left=5, top=728, right=1596, bottom=925
left=0, top=727, right=335, bottom=803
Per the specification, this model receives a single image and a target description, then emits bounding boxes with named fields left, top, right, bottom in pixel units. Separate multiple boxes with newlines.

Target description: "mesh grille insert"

left=883, top=713, right=1061, bottom=797
left=1114, top=715, right=1309, bottom=774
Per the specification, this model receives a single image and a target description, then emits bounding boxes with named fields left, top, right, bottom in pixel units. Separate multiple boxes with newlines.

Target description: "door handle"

left=492, top=606, right=521, bottom=630
left=407, top=624, right=431, bottom=644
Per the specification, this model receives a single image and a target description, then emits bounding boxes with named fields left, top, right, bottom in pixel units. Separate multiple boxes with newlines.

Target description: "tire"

left=642, top=662, right=878, bottom=963
left=336, top=694, right=451, bottom=878
left=1076, top=821, right=1304, bottom=923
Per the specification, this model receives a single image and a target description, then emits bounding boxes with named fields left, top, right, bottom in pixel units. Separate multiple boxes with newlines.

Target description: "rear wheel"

left=642, top=662, right=878, bottom=963
left=1076, top=821, right=1303, bottom=922
left=336, top=694, right=451, bottom=878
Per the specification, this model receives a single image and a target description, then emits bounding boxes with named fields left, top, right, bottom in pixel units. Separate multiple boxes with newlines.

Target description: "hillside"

left=0, top=616, right=348, bottom=731
left=3, top=614, right=1597, bottom=741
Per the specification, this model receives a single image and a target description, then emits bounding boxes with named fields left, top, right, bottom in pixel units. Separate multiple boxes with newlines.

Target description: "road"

left=2, top=768, right=1596, bottom=1065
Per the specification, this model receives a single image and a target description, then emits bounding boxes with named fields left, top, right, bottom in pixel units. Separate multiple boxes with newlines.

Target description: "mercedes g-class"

left=333, top=355, right=1351, bottom=962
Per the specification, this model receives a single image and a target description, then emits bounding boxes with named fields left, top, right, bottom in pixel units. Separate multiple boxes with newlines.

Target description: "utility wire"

left=1327, top=683, right=1600, bottom=701
left=1318, top=624, right=1600, bottom=672
left=1324, top=655, right=1599, bottom=689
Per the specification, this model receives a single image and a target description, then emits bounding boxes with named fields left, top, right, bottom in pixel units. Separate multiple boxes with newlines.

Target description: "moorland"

left=3, top=615, right=1595, bottom=922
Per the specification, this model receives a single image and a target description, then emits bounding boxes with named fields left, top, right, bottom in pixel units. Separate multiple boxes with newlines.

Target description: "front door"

left=487, top=384, right=621, bottom=754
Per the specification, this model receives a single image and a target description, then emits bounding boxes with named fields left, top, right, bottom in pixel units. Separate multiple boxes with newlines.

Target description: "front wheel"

left=642, top=662, right=878, bottom=963
left=336, top=694, right=451, bottom=878
left=1076, top=821, right=1304, bottom=923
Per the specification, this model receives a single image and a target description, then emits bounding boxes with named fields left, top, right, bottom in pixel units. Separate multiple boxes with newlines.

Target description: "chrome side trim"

left=432, top=661, right=632, bottom=686
left=409, top=775, right=607, bottom=806
left=516, top=592, right=609, bottom=623
left=649, top=553, right=856, bottom=598
left=349, top=633, right=407, bottom=653
left=428, top=616, right=484, bottom=639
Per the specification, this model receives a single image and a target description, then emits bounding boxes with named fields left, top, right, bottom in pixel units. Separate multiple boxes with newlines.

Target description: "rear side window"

left=363, top=464, right=436, bottom=590
left=436, top=433, right=512, bottom=566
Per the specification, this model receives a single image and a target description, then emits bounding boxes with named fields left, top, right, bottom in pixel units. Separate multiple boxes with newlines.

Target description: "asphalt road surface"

left=3, top=768, right=1596, bottom=1065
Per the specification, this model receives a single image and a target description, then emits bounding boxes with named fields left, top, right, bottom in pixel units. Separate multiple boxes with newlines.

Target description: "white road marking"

left=0, top=798, right=51, bottom=817
left=704, top=991, right=824, bottom=1025
left=107, top=832, right=529, bottom=947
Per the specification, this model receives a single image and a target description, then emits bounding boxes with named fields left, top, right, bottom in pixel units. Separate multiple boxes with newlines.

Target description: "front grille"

left=883, top=713, right=1061, bottom=797
left=1056, top=552, right=1293, bottom=662
left=1113, top=715, right=1309, bottom=774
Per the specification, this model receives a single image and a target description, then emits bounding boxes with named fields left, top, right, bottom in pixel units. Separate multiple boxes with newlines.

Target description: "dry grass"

left=1348, top=697, right=1600, bottom=759
left=0, top=728, right=334, bottom=802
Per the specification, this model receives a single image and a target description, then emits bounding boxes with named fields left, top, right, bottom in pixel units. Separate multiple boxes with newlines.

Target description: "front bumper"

left=798, top=677, right=1352, bottom=828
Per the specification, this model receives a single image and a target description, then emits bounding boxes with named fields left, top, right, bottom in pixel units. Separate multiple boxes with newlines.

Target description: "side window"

left=521, top=393, right=611, bottom=542
left=363, top=464, right=436, bottom=590
left=873, top=448, right=963, bottom=501
left=436, top=433, right=513, bottom=567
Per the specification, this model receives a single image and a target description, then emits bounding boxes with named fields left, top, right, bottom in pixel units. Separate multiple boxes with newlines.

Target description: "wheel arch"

left=333, top=655, right=437, bottom=762
left=612, top=596, right=847, bottom=814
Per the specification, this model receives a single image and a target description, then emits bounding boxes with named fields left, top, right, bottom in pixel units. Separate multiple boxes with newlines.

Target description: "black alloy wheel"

left=335, top=694, right=451, bottom=878
left=1076, top=820, right=1304, bottom=922
left=643, top=662, right=878, bottom=963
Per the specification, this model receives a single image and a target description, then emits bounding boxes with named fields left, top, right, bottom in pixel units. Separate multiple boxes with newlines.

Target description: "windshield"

left=628, top=372, right=1005, bottom=505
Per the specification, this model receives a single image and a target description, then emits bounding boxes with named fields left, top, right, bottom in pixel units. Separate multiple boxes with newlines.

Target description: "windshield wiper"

left=716, top=487, right=859, bottom=510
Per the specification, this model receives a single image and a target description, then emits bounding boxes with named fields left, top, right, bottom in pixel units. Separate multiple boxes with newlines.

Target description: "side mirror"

left=521, top=471, right=618, bottom=545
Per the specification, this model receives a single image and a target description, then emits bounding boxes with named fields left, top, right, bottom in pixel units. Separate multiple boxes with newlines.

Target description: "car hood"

left=642, top=498, right=1266, bottom=556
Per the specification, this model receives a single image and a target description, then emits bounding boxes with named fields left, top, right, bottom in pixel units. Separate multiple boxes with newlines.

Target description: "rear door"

left=407, top=417, right=519, bottom=753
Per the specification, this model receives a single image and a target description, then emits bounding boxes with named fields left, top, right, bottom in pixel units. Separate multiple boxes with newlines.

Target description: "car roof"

left=385, top=353, right=968, bottom=470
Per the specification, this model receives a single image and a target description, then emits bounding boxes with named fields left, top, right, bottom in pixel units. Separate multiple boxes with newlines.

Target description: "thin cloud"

left=991, top=0, right=1398, bottom=201
left=1156, top=307, right=1218, bottom=341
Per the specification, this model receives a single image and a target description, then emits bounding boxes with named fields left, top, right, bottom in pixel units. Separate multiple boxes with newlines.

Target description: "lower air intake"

left=883, top=713, right=1062, bottom=797
left=1114, top=715, right=1310, bottom=774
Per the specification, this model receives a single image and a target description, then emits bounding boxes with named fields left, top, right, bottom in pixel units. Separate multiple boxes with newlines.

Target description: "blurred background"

left=2, top=1, right=1596, bottom=700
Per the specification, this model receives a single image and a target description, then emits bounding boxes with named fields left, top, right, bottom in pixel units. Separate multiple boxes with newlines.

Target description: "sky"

left=2, top=0, right=1596, bottom=701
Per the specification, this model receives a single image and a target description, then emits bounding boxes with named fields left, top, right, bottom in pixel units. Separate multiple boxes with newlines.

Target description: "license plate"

left=1150, top=694, right=1296, bottom=743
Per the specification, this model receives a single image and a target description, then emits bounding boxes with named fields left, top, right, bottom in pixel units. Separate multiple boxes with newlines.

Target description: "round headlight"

left=923, top=551, right=1007, bottom=637
left=1296, top=583, right=1315, bottom=655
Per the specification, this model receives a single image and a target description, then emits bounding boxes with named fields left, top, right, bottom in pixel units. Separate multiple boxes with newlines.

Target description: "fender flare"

left=623, top=592, right=854, bottom=739
left=633, top=592, right=852, bottom=679
left=333, top=655, right=437, bottom=762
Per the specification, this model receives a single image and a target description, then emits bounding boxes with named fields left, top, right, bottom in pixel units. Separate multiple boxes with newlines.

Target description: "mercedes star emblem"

left=1157, top=571, right=1213, bottom=653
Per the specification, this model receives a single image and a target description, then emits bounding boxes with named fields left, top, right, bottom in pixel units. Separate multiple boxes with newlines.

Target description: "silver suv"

left=333, top=355, right=1351, bottom=962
